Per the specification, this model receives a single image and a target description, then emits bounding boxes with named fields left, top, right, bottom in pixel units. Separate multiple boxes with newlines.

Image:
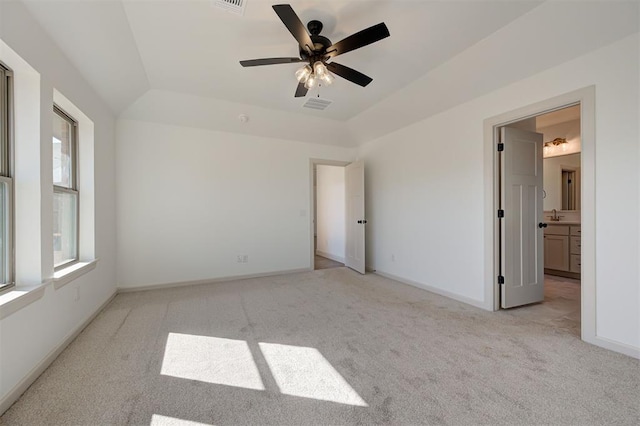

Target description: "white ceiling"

left=536, top=105, right=580, bottom=129
left=21, top=0, right=543, bottom=120
left=17, top=1, right=639, bottom=146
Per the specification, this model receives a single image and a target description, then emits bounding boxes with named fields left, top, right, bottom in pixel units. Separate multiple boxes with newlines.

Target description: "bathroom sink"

left=546, top=220, right=581, bottom=225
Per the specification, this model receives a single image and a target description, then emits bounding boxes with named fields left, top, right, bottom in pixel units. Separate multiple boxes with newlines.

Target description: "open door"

left=500, top=127, right=544, bottom=308
left=345, top=160, right=365, bottom=274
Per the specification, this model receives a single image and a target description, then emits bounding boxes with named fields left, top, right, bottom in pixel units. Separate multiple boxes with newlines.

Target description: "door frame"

left=483, top=86, right=595, bottom=344
left=308, top=159, right=350, bottom=270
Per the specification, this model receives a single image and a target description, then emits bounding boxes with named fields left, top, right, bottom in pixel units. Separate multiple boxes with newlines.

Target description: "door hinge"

left=497, top=209, right=504, bottom=218
left=497, top=143, right=504, bottom=152
left=498, top=275, right=505, bottom=285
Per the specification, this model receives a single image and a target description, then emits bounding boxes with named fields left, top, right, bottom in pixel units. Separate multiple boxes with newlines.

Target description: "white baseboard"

left=584, top=335, right=640, bottom=359
left=0, top=290, right=117, bottom=415
left=374, top=270, right=487, bottom=310
left=315, top=250, right=345, bottom=264
left=117, top=268, right=312, bottom=293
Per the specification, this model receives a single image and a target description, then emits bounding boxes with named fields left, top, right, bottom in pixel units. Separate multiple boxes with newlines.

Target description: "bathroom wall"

left=539, top=119, right=581, bottom=157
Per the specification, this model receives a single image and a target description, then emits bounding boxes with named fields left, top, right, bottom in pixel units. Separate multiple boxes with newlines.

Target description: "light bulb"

left=295, top=65, right=312, bottom=83
left=313, top=61, right=327, bottom=78
left=320, top=72, right=335, bottom=86
left=304, top=73, right=317, bottom=89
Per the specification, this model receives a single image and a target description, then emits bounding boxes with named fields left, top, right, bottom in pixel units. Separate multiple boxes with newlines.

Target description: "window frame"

left=0, top=62, right=14, bottom=292
left=52, top=104, right=79, bottom=271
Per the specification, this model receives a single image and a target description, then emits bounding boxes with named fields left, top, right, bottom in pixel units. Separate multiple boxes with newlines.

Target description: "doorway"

left=309, top=159, right=367, bottom=273
left=313, top=163, right=346, bottom=270
left=498, top=105, right=582, bottom=335
left=310, top=160, right=349, bottom=271
left=484, top=86, right=596, bottom=344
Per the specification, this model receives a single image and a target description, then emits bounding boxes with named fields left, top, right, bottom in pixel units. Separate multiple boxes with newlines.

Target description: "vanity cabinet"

left=569, top=226, right=581, bottom=273
left=544, top=224, right=580, bottom=278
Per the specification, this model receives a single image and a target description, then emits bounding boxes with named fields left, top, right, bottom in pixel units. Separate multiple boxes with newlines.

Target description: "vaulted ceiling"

left=22, top=0, right=542, bottom=117
left=17, top=1, right=640, bottom=146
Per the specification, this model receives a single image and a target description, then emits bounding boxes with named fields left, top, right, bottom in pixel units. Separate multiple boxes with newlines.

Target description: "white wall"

left=358, top=33, right=639, bottom=352
left=0, top=0, right=117, bottom=412
left=116, top=120, right=354, bottom=289
left=316, top=165, right=345, bottom=263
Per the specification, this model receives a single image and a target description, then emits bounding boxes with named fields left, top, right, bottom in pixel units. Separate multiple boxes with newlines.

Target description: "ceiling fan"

left=240, top=4, right=390, bottom=97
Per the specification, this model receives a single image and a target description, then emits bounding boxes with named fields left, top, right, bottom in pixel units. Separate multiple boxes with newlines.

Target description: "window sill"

left=53, top=259, right=98, bottom=290
left=0, top=260, right=98, bottom=320
left=0, top=282, right=49, bottom=321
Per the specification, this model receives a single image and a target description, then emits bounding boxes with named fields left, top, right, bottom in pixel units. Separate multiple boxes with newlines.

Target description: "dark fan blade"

left=324, top=22, right=390, bottom=59
left=272, top=4, right=314, bottom=53
left=294, top=82, right=308, bottom=97
left=326, top=62, right=373, bottom=87
left=240, top=57, right=305, bottom=67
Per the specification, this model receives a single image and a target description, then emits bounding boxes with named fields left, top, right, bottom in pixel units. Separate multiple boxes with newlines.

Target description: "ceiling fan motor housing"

left=299, top=20, right=332, bottom=59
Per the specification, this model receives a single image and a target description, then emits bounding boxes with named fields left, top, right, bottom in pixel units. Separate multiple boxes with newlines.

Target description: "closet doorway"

left=312, top=162, right=347, bottom=270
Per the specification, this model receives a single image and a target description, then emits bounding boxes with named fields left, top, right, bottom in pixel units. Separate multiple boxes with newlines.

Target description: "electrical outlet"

left=242, top=255, right=249, bottom=263
left=237, top=255, right=243, bottom=263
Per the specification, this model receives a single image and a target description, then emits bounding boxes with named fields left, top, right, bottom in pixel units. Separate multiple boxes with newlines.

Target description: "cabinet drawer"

left=545, top=225, right=569, bottom=236
left=570, top=226, right=581, bottom=236
left=570, top=236, right=581, bottom=254
left=570, top=254, right=581, bottom=273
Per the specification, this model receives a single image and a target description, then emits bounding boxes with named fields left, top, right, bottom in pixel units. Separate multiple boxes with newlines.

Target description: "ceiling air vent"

left=212, top=0, right=247, bottom=16
left=302, top=97, right=332, bottom=111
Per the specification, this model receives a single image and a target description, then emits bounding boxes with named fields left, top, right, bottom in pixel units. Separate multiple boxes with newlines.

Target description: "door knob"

left=357, top=220, right=368, bottom=224
left=538, top=222, right=548, bottom=228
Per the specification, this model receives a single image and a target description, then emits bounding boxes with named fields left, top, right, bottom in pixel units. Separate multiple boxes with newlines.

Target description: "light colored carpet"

left=2, top=268, right=638, bottom=425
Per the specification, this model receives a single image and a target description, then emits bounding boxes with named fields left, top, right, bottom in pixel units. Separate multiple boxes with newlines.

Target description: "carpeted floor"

left=2, top=268, right=638, bottom=425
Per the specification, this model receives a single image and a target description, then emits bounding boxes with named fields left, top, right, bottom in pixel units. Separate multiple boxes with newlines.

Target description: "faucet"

left=549, top=209, right=564, bottom=221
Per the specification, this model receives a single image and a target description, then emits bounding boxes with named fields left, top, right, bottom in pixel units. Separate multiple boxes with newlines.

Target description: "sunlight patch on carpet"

left=161, top=333, right=264, bottom=390
left=150, top=414, right=213, bottom=426
left=259, top=342, right=368, bottom=406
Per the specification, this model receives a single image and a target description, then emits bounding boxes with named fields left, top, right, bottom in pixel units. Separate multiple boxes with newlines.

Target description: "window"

left=0, top=63, right=13, bottom=291
left=53, top=106, right=78, bottom=269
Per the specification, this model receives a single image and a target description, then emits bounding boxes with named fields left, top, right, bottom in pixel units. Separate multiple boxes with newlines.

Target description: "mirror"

left=543, top=153, right=580, bottom=211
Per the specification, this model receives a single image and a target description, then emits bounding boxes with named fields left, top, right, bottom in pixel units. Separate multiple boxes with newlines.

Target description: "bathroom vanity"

left=542, top=152, right=581, bottom=279
left=544, top=222, right=581, bottom=279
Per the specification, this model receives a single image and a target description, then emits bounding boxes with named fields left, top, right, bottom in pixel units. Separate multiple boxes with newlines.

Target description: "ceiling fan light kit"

left=320, top=70, right=335, bottom=86
left=239, top=4, right=390, bottom=98
left=304, top=73, right=317, bottom=90
left=295, top=65, right=312, bottom=83
left=313, top=61, right=325, bottom=77
left=297, top=61, right=334, bottom=90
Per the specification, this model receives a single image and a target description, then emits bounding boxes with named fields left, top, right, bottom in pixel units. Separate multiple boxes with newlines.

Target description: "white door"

left=345, top=160, right=365, bottom=274
left=500, top=127, right=544, bottom=308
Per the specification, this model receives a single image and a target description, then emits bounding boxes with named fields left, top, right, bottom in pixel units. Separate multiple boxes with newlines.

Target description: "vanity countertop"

left=546, top=221, right=581, bottom=226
